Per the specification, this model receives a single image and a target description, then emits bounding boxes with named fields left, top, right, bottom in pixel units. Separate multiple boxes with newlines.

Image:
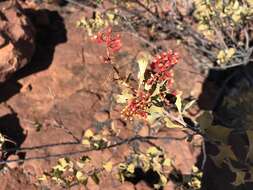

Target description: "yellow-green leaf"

left=82, top=139, right=90, bottom=146
left=76, top=171, right=88, bottom=184
left=103, top=161, right=113, bottom=172
left=147, top=146, right=160, bottom=156
left=160, top=174, right=168, bottom=185
left=84, top=129, right=94, bottom=138
left=163, top=158, right=171, bottom=167
left=127, top=163, right=135, bottom=174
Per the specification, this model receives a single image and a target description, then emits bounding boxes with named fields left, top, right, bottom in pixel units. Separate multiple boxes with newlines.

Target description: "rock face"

left=0, top=1, right=35, bottom=83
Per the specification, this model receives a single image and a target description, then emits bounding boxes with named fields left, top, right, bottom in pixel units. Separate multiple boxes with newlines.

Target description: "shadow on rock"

left=0, top=113, right=26, bottom=161
left=0, top=8, right=67, bottom=163
left=125, top=167, right=163, bottom=190
left=196, top=64, right=253, bottom=190
left=0, top=8, right=67, bottom=102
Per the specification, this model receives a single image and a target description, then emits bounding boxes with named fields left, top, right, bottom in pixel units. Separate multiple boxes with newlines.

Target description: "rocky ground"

left=0, top=1, right=210, bottom=190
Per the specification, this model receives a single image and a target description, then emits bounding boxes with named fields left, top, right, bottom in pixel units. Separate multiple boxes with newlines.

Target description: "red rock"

left=0, top=0, right=35, bottom=83
left=6, top=155, right=20, bottom=169
left=94, top=111, right=110, bottom=122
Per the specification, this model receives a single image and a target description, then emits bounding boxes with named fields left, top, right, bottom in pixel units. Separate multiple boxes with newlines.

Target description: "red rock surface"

left=0, top=1, right=35, bottom=83
left=0, top=2, right=204, bottom=190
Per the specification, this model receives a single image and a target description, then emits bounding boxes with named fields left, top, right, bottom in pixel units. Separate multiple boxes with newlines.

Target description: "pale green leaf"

left=175, top=93, right=182, bottom=113
left=137, top=57, right=149, bottom=88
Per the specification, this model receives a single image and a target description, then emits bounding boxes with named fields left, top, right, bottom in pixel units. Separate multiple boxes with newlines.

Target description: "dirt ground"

left=0, top=1, right=225, bottom=190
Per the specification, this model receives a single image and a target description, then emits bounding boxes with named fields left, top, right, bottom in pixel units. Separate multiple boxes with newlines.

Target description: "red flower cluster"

left=147, top=50, right=179, bottom=89
left=150, top=50, right=179, bottom=73
left=92, top=28, right=122, bottom=57
left=121, top=91, right=151, bottom=120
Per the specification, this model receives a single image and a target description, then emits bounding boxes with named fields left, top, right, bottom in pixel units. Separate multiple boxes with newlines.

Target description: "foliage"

left=77, top=10, right=119, bottom=36
left=193, top=0, right=253, bottom=66
left=197, top=106, right=253, bottom=186
left=38, top=27, right=202, bottom=189
left=37, top=0, right=253, bottom=188
left=117, top=147, right=172, bottom=189
left=39, top=156, right=102, bottom=187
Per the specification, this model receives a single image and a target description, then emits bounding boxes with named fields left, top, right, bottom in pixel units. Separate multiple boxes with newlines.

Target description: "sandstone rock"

left=6, top=155, right=19, bottom=169
left=116, top=182, right=135, bottom=190
left=111, top=119, right=126, bottom=129
left=94, top=110, right=110, bottom=122
left=135, top=181, right=152, bottom=190
left=0, top=0, right=35, bottom=83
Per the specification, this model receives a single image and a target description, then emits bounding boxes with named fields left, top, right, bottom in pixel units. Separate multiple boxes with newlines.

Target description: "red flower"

left=121, top=91, right=150, bottom=120
left=150, top=50, right=179, bottom=74
left=92, top=28, right=122, bottom=55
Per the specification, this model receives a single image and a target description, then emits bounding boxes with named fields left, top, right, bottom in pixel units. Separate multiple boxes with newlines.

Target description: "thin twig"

left=0, top=135, right=187, bottom=165
left=0, top=141, right=79, bottom=153
left=201, top=141, right=207, bottom=170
